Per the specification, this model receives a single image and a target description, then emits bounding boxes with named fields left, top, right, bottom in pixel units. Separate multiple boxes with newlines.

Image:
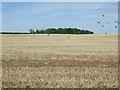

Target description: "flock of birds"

left=50, top=14, right=118, bottom=37
left=97, top=15, right=119, bottom=34
left=98, top=15, right=119, bottom=29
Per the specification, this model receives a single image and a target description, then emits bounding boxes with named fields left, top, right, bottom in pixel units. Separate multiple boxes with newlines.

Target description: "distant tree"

left=57, top=28, right=64, bottom=34
left=29, top=29, right=35, bottom=34
left=36, top=29, right=40, bottom=34
left=39, top=30, right=44, bottom=34
left=90, top=31, right=94, bottom=34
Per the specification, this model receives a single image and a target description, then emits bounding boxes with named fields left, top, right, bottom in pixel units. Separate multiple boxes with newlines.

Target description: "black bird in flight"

left=115, top=26, right=117, bottom=28
left=98, top=22, right=100, bottom=24
left=117, top=22, right=120, bottom=24
left=98, top=15, right=118, bottom=29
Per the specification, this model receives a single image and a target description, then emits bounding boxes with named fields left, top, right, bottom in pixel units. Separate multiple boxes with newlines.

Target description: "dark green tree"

left=28, top=28, right=94, bottom=34
left=29, top=29, right=35, bottom=34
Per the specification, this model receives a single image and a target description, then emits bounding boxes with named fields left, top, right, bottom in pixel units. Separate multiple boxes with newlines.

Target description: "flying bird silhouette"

left=115, top=26, right=117, bottom=28
left=97, top=14, right=118, bottom=33
left=98, top=22, right=100, bottom=24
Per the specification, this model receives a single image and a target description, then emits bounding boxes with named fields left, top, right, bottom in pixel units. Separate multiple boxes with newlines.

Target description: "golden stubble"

left=2, top=34, right=118, bottom=88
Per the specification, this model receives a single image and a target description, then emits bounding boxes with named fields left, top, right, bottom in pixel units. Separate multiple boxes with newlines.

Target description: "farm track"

left=2, top=60, right=117, bottom=68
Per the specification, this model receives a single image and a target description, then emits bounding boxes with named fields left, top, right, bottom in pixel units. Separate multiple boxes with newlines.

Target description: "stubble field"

left=1, top=34, right=118, bottom=88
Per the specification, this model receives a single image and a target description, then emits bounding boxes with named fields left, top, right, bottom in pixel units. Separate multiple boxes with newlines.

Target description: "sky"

left=0, top=2, right=2, bottom=32
left=2, top=2, right=118, bottom=34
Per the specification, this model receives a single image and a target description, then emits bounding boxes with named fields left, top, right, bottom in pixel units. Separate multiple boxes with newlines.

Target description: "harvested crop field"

left=1, top=34, right=118, bottom=88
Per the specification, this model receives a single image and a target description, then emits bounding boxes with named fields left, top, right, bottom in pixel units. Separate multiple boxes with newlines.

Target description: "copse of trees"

left=0, top=28, right=94, bottom=34
left=29, top=28, right=94, bottom=34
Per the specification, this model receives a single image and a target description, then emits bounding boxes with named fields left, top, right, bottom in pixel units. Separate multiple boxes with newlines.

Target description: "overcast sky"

left=2, top=2, right=118, bottom=34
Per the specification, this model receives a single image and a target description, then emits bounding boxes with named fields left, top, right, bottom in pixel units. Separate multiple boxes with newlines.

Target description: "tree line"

left=29, top=28, right=94, bottom=34
left=0, top=32, right=29, bottom=34
left=0, top=28, right=94, bottom=34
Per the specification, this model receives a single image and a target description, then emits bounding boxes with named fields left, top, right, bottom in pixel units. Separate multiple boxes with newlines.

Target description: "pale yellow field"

left=1, top=34, right=118, bottom=88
